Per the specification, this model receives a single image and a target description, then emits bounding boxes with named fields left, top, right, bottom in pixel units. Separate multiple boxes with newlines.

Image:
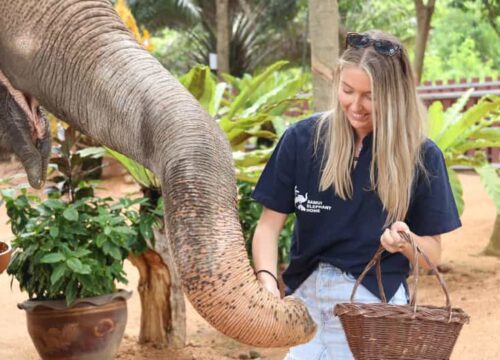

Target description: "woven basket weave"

left=334, top=232, right=469, bottom=360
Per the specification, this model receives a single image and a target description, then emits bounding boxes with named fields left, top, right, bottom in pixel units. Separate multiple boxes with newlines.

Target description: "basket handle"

left=349, top=232, right=452, bottom=311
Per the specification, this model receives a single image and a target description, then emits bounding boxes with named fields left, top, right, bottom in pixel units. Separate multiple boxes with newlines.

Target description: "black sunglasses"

left=345, top=32, right=401, bottom=57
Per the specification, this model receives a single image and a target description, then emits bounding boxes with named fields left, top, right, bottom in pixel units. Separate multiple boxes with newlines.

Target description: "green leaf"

left=453, top=139, right=500, bottom=153
left=233, top=148, right=273, bottom=167
left=209, top=82, right=227, bottom=117
left=114, top=226, right=135, bottom=235
left=50, top=263, right=68, bottom=285
left=240, top=77, right=303, bottom=118
left=105, top=147, right=160, bottom=189
left=225, top=61, right=289, bottom=122
left=427, top=101, right=445, bottom=141
left=66, top=258, right=90, bottom=274
left=438, top=95, right=499, bottom=152
left=139, top=221, right=153, bottom=240
left=443, top=88, right=474, bottom=128
left=40, top=253, right=66, bottom=264
left=44, top=199, right=65, bottom=210
left=471, top=127, right=500, bottom=141
left=447, top=168, right=464, bottom=216
left=76, top=146, right=106, bottom=159
left=63, top=207, right=79, bottom=221
left=103, top=242, right=123, bottom=261
left=476, top=163, right=500, bottom=213
left=179, top=65, right=217, bottom=111
left=71, top=248, right=92, bottom=258
left=96, top=234, right=107, bottom=247
left=222, top=113, right=273, bottom=136
left=66, top=279, right=77, bottom=306
left=49, top=226, right=59, bottom=238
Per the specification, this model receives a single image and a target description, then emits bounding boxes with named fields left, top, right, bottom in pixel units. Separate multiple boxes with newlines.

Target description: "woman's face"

left=338, top=65, right=373, bottom=138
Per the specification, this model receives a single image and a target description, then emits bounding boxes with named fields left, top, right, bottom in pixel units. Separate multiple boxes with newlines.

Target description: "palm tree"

left=129, top=0, right=304, bottom=76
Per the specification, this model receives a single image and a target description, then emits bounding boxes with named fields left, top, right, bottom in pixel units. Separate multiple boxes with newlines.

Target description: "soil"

left=0, top=160, right=499, bottom=359
left=0, top=241, right=7, bottom=254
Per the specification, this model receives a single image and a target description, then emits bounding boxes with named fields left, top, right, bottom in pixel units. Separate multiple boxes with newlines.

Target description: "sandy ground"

left=0, top=161, right=499, bottom=360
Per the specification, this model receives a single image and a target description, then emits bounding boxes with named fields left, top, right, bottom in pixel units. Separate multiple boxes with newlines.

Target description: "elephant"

left=0, top=0, right=315, bottom=347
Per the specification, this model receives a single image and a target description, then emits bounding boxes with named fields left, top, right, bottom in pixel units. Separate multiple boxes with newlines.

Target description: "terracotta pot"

left=0, top=241, right=12, bottom=273
left=18, top=290, right=132, bottom=360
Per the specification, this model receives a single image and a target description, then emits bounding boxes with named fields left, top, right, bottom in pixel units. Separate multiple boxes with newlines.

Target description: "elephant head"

left=0, top=0, right=315, bottom=346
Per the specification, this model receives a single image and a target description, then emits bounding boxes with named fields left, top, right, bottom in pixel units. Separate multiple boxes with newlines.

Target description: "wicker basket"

left=334, top=232, right=469, bottom=360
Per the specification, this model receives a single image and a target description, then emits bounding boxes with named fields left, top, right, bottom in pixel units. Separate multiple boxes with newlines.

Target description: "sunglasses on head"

left=345, top=32, right=401, bottom=57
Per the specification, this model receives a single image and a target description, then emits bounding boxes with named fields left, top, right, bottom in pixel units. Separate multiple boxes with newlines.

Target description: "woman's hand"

left=257, top=272, right=281, bottom=298
left=380, top=221, right=410, bottom=253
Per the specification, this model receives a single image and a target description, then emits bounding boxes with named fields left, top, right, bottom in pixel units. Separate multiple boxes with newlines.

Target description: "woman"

left=251, top=30, right=461, bottom=359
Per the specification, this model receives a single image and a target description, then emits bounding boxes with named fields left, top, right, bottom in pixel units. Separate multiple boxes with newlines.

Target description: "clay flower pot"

left=18, top=290, right=132, bottom=360
left=0, top=241, right=12, bottom=273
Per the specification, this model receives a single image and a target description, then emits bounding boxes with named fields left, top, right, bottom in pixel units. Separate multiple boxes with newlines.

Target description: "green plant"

left=1, top=127, right=161, bottom=305
left=238, top=180, right=295, bottom=265
left=179, top=61, right=311, bottom=183
left=3, top=189, right=139, bottom=305
left=428, top=92, right=500, bottom=214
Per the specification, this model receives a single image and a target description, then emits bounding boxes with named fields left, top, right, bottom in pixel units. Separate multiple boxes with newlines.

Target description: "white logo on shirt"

left=294, top=186, right=332, bottom=213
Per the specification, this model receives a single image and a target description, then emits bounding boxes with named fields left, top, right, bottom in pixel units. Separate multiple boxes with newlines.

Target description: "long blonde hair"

left=315, top=30, right=427, bottom=227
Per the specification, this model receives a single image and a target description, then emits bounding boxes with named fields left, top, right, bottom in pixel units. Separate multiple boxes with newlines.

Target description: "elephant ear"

left=0, top=73, right=50, bottom=189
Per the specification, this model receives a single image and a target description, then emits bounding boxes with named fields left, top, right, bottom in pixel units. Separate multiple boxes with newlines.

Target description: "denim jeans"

left=284, top=263, right=408, bottom=360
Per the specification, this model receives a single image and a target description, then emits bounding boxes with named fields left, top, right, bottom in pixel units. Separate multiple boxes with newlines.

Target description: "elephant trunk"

left=0, top=0, right=316, bottom=346
left=158, top=108, right=316, bottom=346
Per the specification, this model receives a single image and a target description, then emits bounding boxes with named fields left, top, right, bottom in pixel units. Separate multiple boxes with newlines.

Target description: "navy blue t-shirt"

left=252, top=114, right=461, bottom=300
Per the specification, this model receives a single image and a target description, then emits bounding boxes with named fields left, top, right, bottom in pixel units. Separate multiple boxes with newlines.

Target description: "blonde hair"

left=314, top=30, right=427, bottom=227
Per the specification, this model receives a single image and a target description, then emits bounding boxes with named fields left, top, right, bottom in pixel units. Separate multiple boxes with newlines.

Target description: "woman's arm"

left=380, top=221, right=442, bottom=270
left=252, top=207, right=289, bottom=297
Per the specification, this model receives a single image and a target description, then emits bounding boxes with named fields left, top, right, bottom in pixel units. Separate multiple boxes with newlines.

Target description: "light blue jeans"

left=284, top=263, right=408, bottom=360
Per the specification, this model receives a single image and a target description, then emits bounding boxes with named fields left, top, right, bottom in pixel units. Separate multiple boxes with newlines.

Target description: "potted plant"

left=0, top=127, right=143, bottom=360
left=0, top=239, right=11, bottom=273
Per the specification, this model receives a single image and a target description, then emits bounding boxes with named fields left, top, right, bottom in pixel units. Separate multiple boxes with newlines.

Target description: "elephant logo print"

left=294, top=186, right=308, bottom=211
left=294, top=186, right=332, bottom=213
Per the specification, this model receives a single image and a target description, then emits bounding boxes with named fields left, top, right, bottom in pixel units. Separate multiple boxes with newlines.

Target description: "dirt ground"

left=0, top=160, right=499, bottom=360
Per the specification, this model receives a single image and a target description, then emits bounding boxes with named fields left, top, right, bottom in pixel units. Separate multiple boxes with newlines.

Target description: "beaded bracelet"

left=255, top=269, right=280, bottom=290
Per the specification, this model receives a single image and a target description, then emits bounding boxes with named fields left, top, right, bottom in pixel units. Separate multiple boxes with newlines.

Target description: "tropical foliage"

left=179, top=61, right=311, bottom=183
left=427, top=92, right=500, bottom=214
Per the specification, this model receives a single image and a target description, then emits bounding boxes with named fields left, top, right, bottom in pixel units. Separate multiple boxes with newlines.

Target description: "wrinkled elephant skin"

left=0, top=0, right=316, bottom=346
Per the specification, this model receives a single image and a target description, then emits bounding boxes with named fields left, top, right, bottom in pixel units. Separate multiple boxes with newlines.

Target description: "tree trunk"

left=128, top=228, right=186, bottom=348
left=413, top=0, right=435, bottom=84
left=216, top=0, right=230, bottom=78
left=483, top=213, right=500, bottom=257
left=309, top=0, right=339, bottom=112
